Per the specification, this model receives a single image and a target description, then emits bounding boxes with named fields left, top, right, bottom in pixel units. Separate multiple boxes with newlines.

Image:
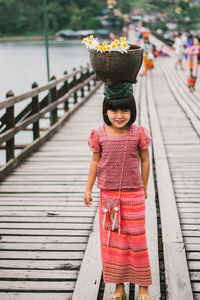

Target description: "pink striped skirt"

left=99, top=189, right=152, bottom=286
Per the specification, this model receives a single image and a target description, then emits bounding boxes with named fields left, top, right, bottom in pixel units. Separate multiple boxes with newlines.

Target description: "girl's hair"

left=103, top=95, right=137, bottom=126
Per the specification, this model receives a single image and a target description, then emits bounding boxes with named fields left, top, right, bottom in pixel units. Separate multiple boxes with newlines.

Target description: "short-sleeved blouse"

left=88, top=124, right=151, bottom=190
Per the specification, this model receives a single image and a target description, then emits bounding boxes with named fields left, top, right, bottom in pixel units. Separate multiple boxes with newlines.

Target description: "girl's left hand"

left=144, top=190, right=148, bottom=199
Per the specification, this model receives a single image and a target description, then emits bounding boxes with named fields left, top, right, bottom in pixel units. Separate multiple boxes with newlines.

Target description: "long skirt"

left=187, top=75, right=197, bottom=88
left=143, top=55, right=154, bottom=75
left=187, top=55, right=198, bottom=88
left=99, top=189, right=152, bottom=286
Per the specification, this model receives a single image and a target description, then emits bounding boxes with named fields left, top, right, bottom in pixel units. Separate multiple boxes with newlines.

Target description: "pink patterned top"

left=88, top=124, right=151, bottom=190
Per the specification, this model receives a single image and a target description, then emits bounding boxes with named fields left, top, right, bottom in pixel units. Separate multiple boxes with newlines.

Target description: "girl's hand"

left=144, top=189, right=148, bottom=199
left=84, top=191, right=93, bottom=208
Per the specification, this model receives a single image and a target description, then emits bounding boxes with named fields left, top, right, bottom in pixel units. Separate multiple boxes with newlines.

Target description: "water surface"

left=0, top=39, right=89, bottom=101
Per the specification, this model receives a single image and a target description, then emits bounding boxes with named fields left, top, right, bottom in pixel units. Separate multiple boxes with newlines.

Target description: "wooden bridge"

left=0, top=36, right=199, bottom=300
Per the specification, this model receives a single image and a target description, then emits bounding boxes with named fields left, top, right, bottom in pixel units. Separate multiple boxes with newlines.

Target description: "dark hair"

left=103, top=95, right=137, bottom=126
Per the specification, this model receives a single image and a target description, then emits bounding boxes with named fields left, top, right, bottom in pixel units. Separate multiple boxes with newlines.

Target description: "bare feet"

left=189, top=87, right=194, bottom=93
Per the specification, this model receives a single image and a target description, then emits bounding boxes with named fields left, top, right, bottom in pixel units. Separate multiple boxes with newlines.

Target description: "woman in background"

left=184, top=37, right=200, bottom=92
left=142, top=37, right=154, bottom=76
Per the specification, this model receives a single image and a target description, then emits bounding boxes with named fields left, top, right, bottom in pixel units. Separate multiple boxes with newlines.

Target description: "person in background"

left=184, top=34, right=193, bottom=60
left=109, top=32, right=116, bottom=42
left=184, top=37, right=200, bottom=92
left=152, top=44, right=159, bottom=58
left=159, top=45, right=170, bottom=57
left=142, top=37, right=154, bottom=75
left=173, top=33, right=184, bottom=70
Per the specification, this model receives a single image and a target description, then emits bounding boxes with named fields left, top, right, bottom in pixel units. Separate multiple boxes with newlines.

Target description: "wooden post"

left=63, top=71, right=69, bottom=111
left=73, top=68, right=78, bottom=104
left=31, top=82, right=40, bottom=140
left=5, top=90, right=15, bottom=162
left=50, top=76, right=58, bottom=125
left=86, top=63, right=91, bottom=90
left=80, top=66, right=85, bottom=98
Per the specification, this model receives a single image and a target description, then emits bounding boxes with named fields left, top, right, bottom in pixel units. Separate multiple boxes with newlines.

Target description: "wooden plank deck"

left=151, top=35, right=200, bottom=300
left=0, top=35, right=199, bottom=299
left=0, top=87, right=103, bottom=300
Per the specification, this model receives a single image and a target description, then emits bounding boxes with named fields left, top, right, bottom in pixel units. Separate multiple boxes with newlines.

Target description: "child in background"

left=142, top=37, right=154, bottom=75
left=159, top=45, right=170, bottom=57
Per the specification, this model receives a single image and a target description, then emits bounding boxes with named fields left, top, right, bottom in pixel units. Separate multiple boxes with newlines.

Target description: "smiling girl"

left=83, top=83, right=152, bottom=300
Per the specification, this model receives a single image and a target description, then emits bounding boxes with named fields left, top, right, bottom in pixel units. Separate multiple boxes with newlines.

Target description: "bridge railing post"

left=63, top=71, right=69, bottom=111
left=5, top=90, right=15, bottom=162
left=31, top=82, right=40, bottom=140
left=72, top=68, right=78, bottom=104
left=80, top=66, right=85, bottom=98
left=50, top=76, right=58, bottom=125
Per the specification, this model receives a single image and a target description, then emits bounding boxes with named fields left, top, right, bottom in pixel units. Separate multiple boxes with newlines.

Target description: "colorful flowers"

left=82, top=36, right=130, bottom=54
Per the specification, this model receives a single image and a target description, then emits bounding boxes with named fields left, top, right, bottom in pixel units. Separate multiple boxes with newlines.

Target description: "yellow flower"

left=107, top=45, right=111, bottom=51
left=102, top=41, right=107, bottom=46
left=89, top=35, right=94, bottom=39
left=117, top=42, right=121, bottom=47
left=120, top=37, right=126, bottom=42
left=82, top=37, right=87, bottom=43
left=102, top=46, right=107, bottom=52
left=99, top=45, right=103, bottom=51
left=95, top=45, right=99, bottom=50
left=114, top=39, right=118, bottom=44
left=111, top=43, right=116, bottom=49
left=88, top=40, right=92, bottom=45
left=123, top=43, right=128, bottom=48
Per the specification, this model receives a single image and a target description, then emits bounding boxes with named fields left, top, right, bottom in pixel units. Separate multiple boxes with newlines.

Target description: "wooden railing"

left=152, top=31, right=174, bottom=47
left=0, top=64, right=102, bottom=180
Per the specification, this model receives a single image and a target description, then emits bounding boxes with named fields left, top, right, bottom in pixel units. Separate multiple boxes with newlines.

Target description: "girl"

left=184, top=37, right=200, bottom=92
left=142, top=37, right=154, bottom=76
left=83, top=83, right=152, bottom=300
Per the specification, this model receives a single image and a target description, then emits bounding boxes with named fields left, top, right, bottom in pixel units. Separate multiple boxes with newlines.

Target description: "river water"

left=0, top=39, right=89, bottom=101
left=0, top=39, right=90, bottom=164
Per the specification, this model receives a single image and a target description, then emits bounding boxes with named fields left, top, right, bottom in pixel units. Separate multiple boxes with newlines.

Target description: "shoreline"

left=0, top=35, right=56, bottom=41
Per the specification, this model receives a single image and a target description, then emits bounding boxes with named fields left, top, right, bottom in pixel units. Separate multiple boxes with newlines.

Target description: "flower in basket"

left=82, top=35, right=100, bottom=50
left=82, top=36, right=130, bottom=54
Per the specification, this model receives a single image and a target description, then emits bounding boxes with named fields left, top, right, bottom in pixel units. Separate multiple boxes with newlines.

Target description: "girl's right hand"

left=84, top=191, right=93, bottom=208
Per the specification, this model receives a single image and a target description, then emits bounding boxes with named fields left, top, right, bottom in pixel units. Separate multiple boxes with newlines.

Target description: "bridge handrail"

left=0, top=64, right=101, bottom=181
left=0, top=65, right=90, bottom=110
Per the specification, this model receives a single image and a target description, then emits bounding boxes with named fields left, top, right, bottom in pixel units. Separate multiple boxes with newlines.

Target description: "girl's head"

left=193, top=37, right=199, bottom=46
left=144, top=37, right=149, bottom=44
left=103, top=95, right=137, bottom=127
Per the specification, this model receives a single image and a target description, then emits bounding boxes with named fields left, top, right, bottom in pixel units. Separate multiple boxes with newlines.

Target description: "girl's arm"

left=84, top=152, right=101, bottom=207
left=140, top=148, right=150, bottom=199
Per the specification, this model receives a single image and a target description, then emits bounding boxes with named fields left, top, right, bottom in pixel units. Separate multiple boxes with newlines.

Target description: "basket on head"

left=89, top=44, right=143, bottom=86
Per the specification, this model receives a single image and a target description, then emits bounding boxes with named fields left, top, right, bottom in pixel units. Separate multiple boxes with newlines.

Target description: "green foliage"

left=86, top=17, right=103, bottom=29
left=148, top=21, right=168, bottom=33
left=0, top=0, right=106, bottom=36
left=117, top=0, right=132, bottom=14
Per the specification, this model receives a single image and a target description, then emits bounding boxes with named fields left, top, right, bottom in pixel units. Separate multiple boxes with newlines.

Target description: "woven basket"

left=89, top=44, right=143, bottom=86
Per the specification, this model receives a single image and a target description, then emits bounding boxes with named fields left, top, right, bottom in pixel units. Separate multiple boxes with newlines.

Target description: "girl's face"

left=106, top=108, right=131, bottom=130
